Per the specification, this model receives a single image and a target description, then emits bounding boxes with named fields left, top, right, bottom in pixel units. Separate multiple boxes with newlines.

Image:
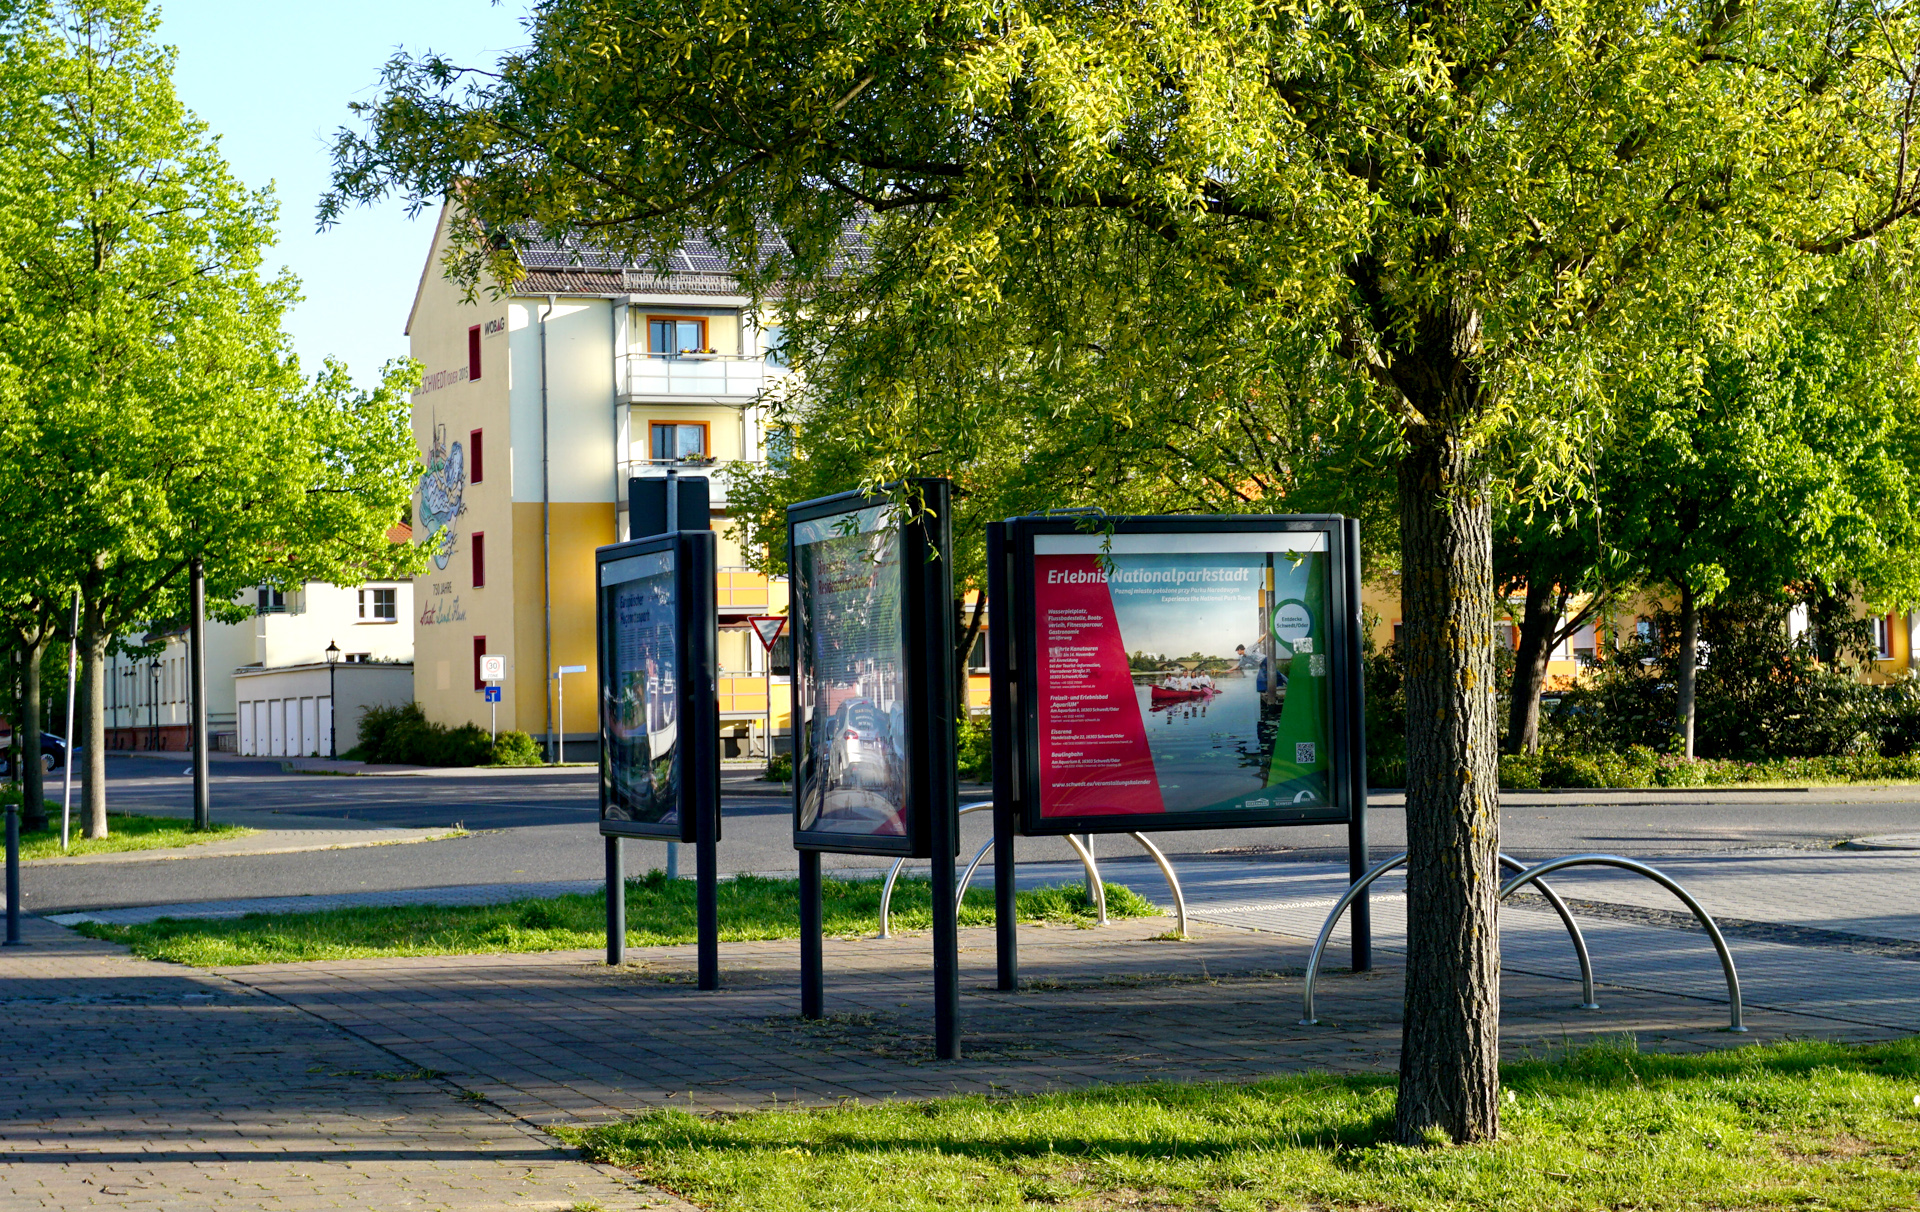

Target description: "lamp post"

left=324, top=640, right=340, bottom=758
left=120, top=666, right=134, bottom=751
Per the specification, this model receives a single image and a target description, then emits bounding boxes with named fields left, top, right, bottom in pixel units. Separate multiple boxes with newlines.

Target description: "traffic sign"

left=557, top=664, right=587, bottom=676
left=484, top=686, right=501, bottom=703
left=480, top=654, right=505, bottom=682
left=747, top=614, right=787, bottom=650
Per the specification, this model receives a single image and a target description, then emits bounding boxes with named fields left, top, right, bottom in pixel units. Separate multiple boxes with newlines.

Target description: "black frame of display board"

left=786, top=479, right=960, bottom=1059
left=595, top=528, right=721, bottom=989
left=986, top=513, right=1371, bottom=989
left=786, top=481, right=958, bottom=860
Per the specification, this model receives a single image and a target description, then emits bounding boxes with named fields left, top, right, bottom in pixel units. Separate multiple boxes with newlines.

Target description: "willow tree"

left=0, top=0, right=422, bottom=837
left=329, top=0, right=1920, bottom=1142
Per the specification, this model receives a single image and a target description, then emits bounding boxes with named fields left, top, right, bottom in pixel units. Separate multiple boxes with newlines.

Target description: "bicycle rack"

left=1300, top=852, right=1595, bottom=1024
left=1298, top=851, right=1744, bottom=1032
left=875, top=803, right=1189, bottom=939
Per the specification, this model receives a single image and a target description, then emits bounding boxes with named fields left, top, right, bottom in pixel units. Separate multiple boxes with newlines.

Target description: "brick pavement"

left=215, top=914, right=1906, bottom=1125
left=0, top=916, right=690, bottom=1210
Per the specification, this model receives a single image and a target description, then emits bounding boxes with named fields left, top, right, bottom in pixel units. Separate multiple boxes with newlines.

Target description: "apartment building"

left=406, top=207, right=792, bottom=759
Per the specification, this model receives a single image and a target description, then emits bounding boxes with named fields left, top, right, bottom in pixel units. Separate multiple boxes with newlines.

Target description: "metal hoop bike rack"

left=1298, top=851, right=1744, bottom=1032
left=875, top=803, right=1189, bottom=939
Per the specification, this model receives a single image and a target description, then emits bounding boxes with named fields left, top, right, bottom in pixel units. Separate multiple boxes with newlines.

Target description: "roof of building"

left=512, top=229, right=793, bottom=297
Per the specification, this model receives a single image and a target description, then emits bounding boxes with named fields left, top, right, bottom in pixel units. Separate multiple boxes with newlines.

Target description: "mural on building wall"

left=418, top=421, right=466, bottom=571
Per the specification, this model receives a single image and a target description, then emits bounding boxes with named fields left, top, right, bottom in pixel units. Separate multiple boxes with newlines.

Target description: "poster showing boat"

left=602, top=549, right=680, bottom=827
left=1031, top=531, right=1332, bottom=821
left=791, top=503, right=912, bottom=840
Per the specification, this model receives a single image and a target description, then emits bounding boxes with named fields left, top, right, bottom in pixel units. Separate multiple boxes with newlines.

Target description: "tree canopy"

left=0, top=0, right=423, bottom=835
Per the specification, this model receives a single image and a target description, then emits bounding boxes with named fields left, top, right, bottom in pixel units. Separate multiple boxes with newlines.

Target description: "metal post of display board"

left=986, top=522, right=1019, bottom=989
left=1343, top=517, right=1371, bottom=971
left=665, top=465, right=680, bottom=883
left=605, top=835, right=625, bottom=965
left=798, top=850, right=823, bottom=1018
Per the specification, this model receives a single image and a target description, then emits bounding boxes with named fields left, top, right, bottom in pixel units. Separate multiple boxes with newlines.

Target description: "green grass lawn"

left=73, top=872, right=1158, bottom=967
left=559, top=1037, right=1920, bottom=1211
left=19, top=812, right=252, bottom=861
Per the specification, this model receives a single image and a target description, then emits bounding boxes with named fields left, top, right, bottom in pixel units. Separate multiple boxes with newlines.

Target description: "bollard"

left=4, top=798, right=22, bottom=945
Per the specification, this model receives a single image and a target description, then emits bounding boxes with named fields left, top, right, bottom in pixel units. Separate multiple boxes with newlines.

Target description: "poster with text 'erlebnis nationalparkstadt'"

left=1034, top=532, right=1332, bottom=821
left=602, top=550, right=679, bottom=828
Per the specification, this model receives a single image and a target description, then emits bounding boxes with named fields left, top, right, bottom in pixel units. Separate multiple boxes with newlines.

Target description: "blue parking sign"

left=484, top=686, right=501, bottom=703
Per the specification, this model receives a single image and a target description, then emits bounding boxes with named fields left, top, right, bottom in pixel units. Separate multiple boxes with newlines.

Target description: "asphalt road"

left=20, top=754, right=1920, bottom=914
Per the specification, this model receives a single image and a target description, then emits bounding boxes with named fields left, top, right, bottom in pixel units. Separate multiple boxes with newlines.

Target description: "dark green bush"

left=765, top=752, right=792, bottom=782
left=956, top=713, right=992, bottom=782
left=489, top=730, right=543, bottom=767
left=348, top=703, right=493, bottom=767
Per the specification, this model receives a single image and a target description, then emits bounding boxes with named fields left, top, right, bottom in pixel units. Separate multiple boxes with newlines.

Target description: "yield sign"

left=747, top=614, right=788, bottom=651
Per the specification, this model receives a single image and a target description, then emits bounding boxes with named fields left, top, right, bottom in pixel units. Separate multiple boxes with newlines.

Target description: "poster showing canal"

left=1032, top=531, right=1333, bottom=821
left=792, top=504, right=912, bottom=841
left=602, top=549, right=680, bottom=828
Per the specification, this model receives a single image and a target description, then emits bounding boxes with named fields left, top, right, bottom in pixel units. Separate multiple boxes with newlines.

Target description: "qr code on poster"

left=1309, top=653, right=1327, bottom=676
left=1295, top=742, right=1316, bottom=765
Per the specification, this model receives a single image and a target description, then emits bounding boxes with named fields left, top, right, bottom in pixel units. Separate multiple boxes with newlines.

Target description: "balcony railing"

left=718, top=566, right=770, bottom=611
left=619, top=352, right=768, bottom=399
left=718, top=674, right=771, bottom=716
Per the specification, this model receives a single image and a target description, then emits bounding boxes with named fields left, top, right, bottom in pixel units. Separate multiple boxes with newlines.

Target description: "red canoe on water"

left=1149, top=685, right=1216, bottom=704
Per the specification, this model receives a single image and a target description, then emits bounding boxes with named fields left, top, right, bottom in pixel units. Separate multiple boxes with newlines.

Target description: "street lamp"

left=324, top=640, right=340, bottom=759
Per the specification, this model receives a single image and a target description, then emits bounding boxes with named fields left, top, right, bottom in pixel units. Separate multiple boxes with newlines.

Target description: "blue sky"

left=158, top=2, right=533, bottom=385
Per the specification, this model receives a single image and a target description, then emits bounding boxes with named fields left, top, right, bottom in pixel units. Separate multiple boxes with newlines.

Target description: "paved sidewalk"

left=0, top=917, right=689, bottom=1210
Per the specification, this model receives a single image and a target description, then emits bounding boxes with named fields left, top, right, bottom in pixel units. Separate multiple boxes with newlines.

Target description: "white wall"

left=507, top=298, right=616, bottom=504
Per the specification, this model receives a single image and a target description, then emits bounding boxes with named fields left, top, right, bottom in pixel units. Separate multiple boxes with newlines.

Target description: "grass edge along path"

left=17, top=812, right=252, bottom=862
left=559, top=1037, right=1920, bottom=1212
left=73, top=873, right=1158, bottom=967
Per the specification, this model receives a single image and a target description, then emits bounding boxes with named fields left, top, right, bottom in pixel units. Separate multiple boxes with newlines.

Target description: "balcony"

left=718, top=674, right=771, bottom=716
left=717, top=566, right=770, bottom=612
left=619, top=352, right=768, bottom=402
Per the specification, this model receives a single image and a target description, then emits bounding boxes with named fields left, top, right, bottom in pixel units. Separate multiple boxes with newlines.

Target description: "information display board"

left=1002, top=516, right=1359, bottom=836
left=788, top=481, right=956, bottom=858
left=596, top=530, right=719, bottom=842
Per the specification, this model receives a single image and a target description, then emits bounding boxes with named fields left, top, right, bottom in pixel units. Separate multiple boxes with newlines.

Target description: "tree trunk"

left=1675, top=582, right=1699, bottom=760
left=19, top=638, right=47, bottom=832
left=955, top=594, right=986, bottom=705
left=81, top=627, right=109, bottom=839
left=1505, top=579, right=1559, bottom=755
left=1394, top=427, right=1502, bottom=1146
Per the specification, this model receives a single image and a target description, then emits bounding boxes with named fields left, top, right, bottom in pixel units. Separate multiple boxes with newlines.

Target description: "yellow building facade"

left=407, top=210, right=792, bottom=759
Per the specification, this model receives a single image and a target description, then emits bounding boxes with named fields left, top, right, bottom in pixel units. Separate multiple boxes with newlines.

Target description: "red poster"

left=1035, top=555, right=1164, bottom=815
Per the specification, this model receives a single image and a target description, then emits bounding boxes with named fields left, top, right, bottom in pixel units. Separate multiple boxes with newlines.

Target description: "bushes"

left=765, top=752, right=792, bottom=782
left=490, top=731, right=543, bottom=767
left=956, top=713, right=992, bottom=782
left=346, top=703, right=493, bottom=767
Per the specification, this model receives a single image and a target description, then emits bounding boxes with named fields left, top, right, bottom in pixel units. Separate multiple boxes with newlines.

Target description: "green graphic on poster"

left=1264, top=553, right=1331, bottom=802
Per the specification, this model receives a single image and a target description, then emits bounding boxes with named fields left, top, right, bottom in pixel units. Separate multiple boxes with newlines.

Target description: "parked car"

left=1, top=732, right=68, bottom=777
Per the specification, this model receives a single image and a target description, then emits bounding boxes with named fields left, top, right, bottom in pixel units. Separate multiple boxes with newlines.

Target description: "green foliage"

left=557, top=1037, right=1920, bottom=1211
left=955, top=714, right=992, bottom=783
left=0, top=0, right=424, bottom=836
left=764, top=752, right=793, bottom=782
left=487, top=730, right=542, bottom=767
left=1553, top=596, right=1896, bottom=760
left=1500, top=747, right=1920, bottom=789
left=349, top=703, right=491, bottom=768
left=77, top=872, right=1158, bottom=966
